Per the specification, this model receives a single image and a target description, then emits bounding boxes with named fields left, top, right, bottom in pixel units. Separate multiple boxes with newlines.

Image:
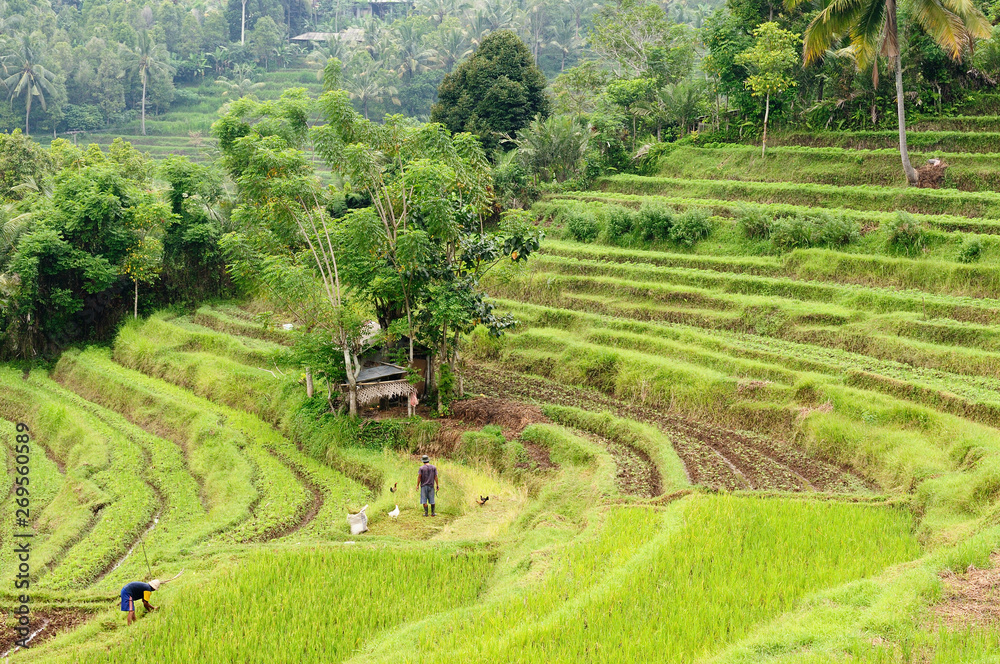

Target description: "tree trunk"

left=452, top=328, right=463, bottom=397
left=894, top=50, right=918, bottom=186
left=134, top=280, right=138, bottom=319
left=343, top=347, right=357, bottom=417
left=241, top=0, right=247, bottom=44
left=761, top=92, right=770, bottom=158
left=141, top=75, right=147, bottom=136
left=24, top=95, right=30, bottom=135
left=306, top=368, right=314, bottom=398
left=438, top=323, right=447, bottom=413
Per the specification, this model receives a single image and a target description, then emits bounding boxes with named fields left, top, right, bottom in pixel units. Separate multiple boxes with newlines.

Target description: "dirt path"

left=465, top=364, right=869, bottom=493
left=0, top=609, right=92, bottom=658
left=580, top=430, right=661, bottom=498
left=260, top=448, right=324, bottom=542
left=446, top=396, right=660, bottom=495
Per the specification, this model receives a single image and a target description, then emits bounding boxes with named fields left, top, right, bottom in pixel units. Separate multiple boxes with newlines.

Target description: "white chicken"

left=388, top=505, right=400, bottom=518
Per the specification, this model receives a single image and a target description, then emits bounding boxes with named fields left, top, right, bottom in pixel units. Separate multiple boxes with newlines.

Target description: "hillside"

left=5, top=121, right=1000, bottom=661
left=0, top=307, right=925, bottom=663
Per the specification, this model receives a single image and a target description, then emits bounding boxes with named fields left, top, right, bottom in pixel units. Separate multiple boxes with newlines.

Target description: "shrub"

left=669, top=208, right=713, bottom=247
left=460, top=425, right=508, bottom=470
left=603, top=205, right=637, bottom=245
left=737, top=205, right=773, bottom=240
left=566, top=211, right=601, bottom=243
left=771, top=214, right=817, bottom=250
left=356, top=419, right=410, bottom=451
left=816, top=212, right=860, bottom=246
left=437, top=363, right=455, bottom=410
left=958, top=236, right=983, bottom=263
left=633, top=202, right=674, bottom=242
left=886, top=212, right=928, bottom=254
left=494, top=157, right=540, bottom=209
left=464, top=324, right=506, bottom=360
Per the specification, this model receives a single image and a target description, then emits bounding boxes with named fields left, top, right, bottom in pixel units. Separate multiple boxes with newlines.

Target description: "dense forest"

left=2, top=0, right=1000, bottom=363
left=2, top=0, right=998, bottom=137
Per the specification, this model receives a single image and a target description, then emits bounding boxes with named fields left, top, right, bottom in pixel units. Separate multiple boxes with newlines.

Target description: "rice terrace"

left=5, top=0, right=1000, bottom=660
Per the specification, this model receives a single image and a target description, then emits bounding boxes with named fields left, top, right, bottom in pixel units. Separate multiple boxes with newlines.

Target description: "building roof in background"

left=291, top=27, right=364, bottom=43
left=291, top=32, right=336, bottom=41
left=356, top=363, right=408, bottom=383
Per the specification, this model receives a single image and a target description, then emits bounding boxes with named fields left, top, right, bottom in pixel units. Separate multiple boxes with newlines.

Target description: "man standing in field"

left=121, top=579, right=159, bottom=625
left=418, top=455, right=439, bottom=517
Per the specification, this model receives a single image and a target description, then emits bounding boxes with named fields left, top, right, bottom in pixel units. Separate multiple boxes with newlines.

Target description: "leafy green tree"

left=549, top=61, right=611, bottom=115
left=95, top=48, right=127, bottom=122
left=2, top=34, right=60, bottom=134
left=122, top=208, right=167, bottom=319
left=248, top=16, right=285, bottom=68
left=158, top=156, right=228, bottom=302
left=317, top=60, right=540, bottom=412
left=0, top=129, right=52, bottom=201
left=588, top=0, right=693, bottom=83
left=213, top=86, right=369, bottom=414
left=735, top=22, right=799, bottom=157
left=606, top=77, right=656, bottom=150
left=431, top=29, right=549, bottom=152
left=0, top=0, right=22, bottom=39
left=788, top=0, right=989, bottom=184
left=702, top=10, right=755, bottom=124
left=0, top=154, right=162, bottom=358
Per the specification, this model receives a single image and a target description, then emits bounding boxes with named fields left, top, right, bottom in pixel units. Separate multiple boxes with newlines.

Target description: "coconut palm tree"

left=511, top=114, right=589, bottom=183
left=788, top=0, right=989, bottom=185
left=132, top=31, right=170, bottom=135
left=216, top=64, right=266, bottom=99
left=547, top=17, right=578, bottom=71
left=2, top=34, right=58, bottom=135
left=344, top=59, right=398, bottom=119
left=392, top=22, right=435, bottom=81
left=430, top=23, right=471, bottom=71
left=416, top=0, right=471, bottom=25
left=0, top=1, right=22, bottom=39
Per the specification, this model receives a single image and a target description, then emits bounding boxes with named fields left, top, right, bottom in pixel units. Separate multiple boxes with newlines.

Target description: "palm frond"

left=849, top=0, right=888, bottom=67
left=912, top=0, right=967, bottom=58
left=803, top=0, right=867, bottom=63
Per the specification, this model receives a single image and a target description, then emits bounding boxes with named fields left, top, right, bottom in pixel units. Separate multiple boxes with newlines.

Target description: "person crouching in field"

left=418, top=455, right=439, bottom=517
left=121, top=579, right=159, bottom=625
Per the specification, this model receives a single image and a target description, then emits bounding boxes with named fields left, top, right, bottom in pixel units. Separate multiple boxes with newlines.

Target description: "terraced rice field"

left=54, top=68, right=332, bottom=178
left=6, top=114, right=1000, bottom=659
left=0, top=302, right=939, bottom=662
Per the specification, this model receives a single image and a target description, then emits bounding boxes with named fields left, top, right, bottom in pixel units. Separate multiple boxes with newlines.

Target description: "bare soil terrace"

left=465, top=363, right=871, bottom=494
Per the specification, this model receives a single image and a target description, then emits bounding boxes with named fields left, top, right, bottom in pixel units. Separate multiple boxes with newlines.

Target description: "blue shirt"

left=122, top=582, right=154, bottom=602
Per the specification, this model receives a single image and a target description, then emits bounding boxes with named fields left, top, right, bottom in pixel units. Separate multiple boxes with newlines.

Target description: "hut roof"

left=356, top=363, right=407, bottom=383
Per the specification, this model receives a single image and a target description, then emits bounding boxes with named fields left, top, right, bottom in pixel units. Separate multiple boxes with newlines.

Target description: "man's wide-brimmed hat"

left=148, top=579, right=161, bottom=590
left=421, top=455, right=430, bottom=463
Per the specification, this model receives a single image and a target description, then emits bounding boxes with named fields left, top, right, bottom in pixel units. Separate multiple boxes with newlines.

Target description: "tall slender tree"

left=735, top=22, right=799, bottom=157
left=2, top=34, right=58, bottom=135
left=132, top=31, right=170, bottom=136
left=788, top=0, right=989, bottom=184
